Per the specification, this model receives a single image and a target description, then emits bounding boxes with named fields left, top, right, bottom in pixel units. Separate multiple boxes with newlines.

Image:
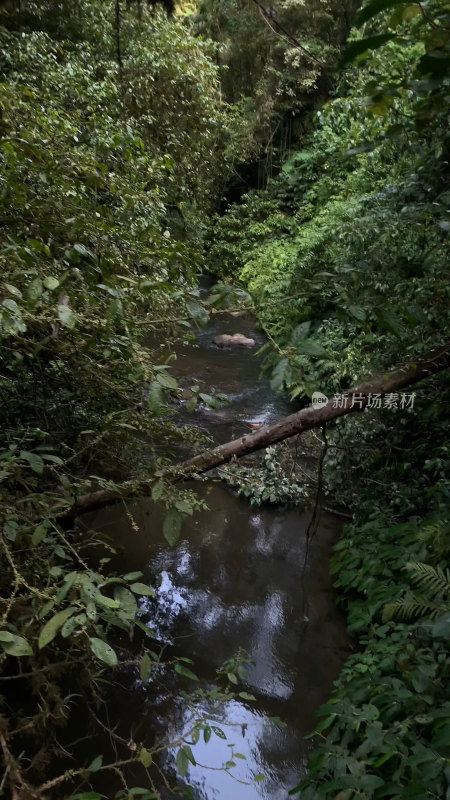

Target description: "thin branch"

left=251, top=0, right=326, bottom=66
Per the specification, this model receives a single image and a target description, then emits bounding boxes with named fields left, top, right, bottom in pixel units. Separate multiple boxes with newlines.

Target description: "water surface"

left=86, top=307, right=350, bottom=798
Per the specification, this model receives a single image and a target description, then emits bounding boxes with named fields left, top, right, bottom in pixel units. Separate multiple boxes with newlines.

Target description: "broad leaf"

left=130, top=582, right=156, bottom=597
left=140, top=747, right=152, bottom=768
left=43, top=276, right=60, bottom=290
left=151, top=481, right=164, bottom=501
left=140, top=652, right=152, bottom=681
left=174, top=662, right=199, bottom=681
left=58, top=304, right=76, bottom=329
left=186, top=300, right=209, bottom=327
left=163, top=509, right=182, bottom=546
left=358, top=0, right=405, bottom=25
left=88, top=755, right=103, bottom=772
left=39, top=607, right=76, bottom=649
left=340, top=34, right=397, bottom=67
left=20, top=451, right=45, bottom=475
left=89, top=637, right=118, bottom=666
left=0, top=631, right=33, bottom=656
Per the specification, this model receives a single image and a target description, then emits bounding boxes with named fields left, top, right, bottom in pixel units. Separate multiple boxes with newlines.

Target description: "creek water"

left=84, top=305, right=350, bottom=799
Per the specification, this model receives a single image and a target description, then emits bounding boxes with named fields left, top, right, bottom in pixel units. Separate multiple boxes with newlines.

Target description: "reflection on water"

left=89, top=484, right=349, bottom=799
left=84, top=306, right=350, bottom=798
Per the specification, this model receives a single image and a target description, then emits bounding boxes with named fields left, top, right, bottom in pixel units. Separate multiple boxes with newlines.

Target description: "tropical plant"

left=221, top=443, right=314, bottom=505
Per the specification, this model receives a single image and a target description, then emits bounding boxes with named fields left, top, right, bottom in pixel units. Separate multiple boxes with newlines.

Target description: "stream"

left=84, top=300, right=350, bottom=799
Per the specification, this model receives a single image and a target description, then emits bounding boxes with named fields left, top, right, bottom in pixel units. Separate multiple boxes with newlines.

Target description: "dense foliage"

left=0, top=2, right=250, bottom=797
left=195, top=0, right=357, bottom=184
left=209, top=2, right=450, bottom=798
left=1, top=0, right=449, bottom=797
left=221, top=443, right=314, bottom=506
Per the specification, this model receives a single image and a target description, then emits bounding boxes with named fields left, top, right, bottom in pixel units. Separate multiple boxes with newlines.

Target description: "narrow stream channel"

left=84, top=299, right=350, bottom=799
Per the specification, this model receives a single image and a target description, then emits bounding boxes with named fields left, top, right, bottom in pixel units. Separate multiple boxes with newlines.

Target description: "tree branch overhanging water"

left=64, top=343, right=450, bottom=518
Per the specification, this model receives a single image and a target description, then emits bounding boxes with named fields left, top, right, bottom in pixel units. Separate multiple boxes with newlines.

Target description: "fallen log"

left=65, top=344, right=450, bottom=518
left=176, top=345, right=450, bottom=477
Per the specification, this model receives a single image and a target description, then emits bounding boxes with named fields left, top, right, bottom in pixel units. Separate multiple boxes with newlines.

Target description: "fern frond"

left=417, top=519, right=448, bottom=546
left=406, top=562, right=450, bottom=599
left=382, top=592, right=437, bottom=622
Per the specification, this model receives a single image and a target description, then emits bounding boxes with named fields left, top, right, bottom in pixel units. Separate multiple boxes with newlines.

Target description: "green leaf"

left=38, top=607, right=76, bottom=649
left=199, top=392, right=225, bottom=409
left=431, top=722, right=450, bottom=748
left=20, top=450, right=45, bottom=475
left=3, top=520, right=18, bottom=542
left=238, top=692, right=256, bottom=700
left=175, top=662, right=199, bottom=681
left=4, top=284, right=22, bottom=298
left=74, top=243, right=91, bottom=257
left=211, top=725, right=226, bottom=739
left=114, top=586, right=137, bottom=618
left=94, top=594, right=120, bottom=609
left=186, top=300, right=209, bottom=326
left=176, top=747, right=189, bottom=777
left=146, top=380, right=166, bottom=414
left=41, top=454, right=64, bottom=465
left=58, top=304, right=76, bottom=329
left=348, top=305, right=366, bottom=322
left=61, top=613, right=86, bottom=638
left=203, top=726, right=211, bottom=743
left=270, top=358, right=290, bottom=392
left=1, top=299, right=27, bottom=335
left=89, top=637, right=118, bottom=667
left=163, top=509, right=182, bottom=546
left=151, top=481, right=164, bottom=501
left=32, top=524, right=47, bottom=546
left=340, top=34, right=397, bottom=67
left=296, top=339, right=327, bottom=357
left=27, top=278, right=43, bottom=301
left=360, top=775, right=385, bottom=791
left=227, top=671, right=238, bottom=684
left=290, top=321, right=311, bottom=343
left=182, top=745, right=196, bottom=766
left=156, top=372, right=178, bottom=390
left=43, top=276, right=60, bottom=290
left=130, top=582, right=156, bottom=597
left=254, top=773, right=266, bottom=782
left=417, top=51, right=450, bottom=78
left=140, top=652, right=152, bottom=681
left=88, top=755, right=103, bottom=772
left=377, top=308, right=405, bottom=338
left=140, top=747, right=152, bottom=768
left=0, top=631, right=33, bottom=656
left=357, top=0, right=405, bottom=25
left=122, top=571, right=143, bottom=581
